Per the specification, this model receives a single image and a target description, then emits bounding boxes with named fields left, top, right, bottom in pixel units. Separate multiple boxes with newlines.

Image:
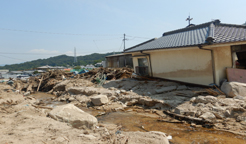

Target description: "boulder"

left=221, top=82, right=246, bottom=98
left=53, top=80, right=70, bottom=91
left=48, top=104, right=98, bottom=129
left=90, top=95, right=108, bottom=106
left=67, top=87, right=97, bottom=96
left=122, top=131, right=169, bottom=144
left=155, top=86, right=177, bottom=94
left=199, top=112, right=216, bottom=120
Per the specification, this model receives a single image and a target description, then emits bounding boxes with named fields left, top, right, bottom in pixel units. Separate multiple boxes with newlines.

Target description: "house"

left=105, top=53, right=134, bottom=68
left=124, top=20, right=246, bottom=86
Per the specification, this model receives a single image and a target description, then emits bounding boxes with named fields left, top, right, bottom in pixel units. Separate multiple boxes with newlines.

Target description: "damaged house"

left=124, top=20, right=246, bottom=86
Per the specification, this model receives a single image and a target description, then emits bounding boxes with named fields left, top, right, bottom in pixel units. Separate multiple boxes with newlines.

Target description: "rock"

left=126, top=99, right=138, bottom=106
left=204, top=96, right=217, bottom=103
left=199, top=112, right=216, bottom=120
left=213, top=112, right=224, bottom=119
left=224, top=110, right=231, bottom=117
left=221, top=82, right=246, bottom=98
left=67, top=87, right=97, bottom=96
left=90, top=95, right=108, bottom=106
left=78, top=134, right=96, bottom=140
left=138, top=98, right=163, bottom=107
left=68, top=97, right=75, bottom=101
left=155, top=86, right=177, bottom=94
left=120, top=90, right=126, bottom=93
left=23, top=91, right=30, bottom=96
left=122, top=131, right=169, bottom=144
left=174, top=107, right=185, bottom=115
left=177, top=85, right=187, bottom=90
left=234, top=95, right=246, bottom=100
left=75, top=95, right=90, bottom=103
left=108, top=87, right=115, bottom=90
left=53, top=80, right=70, bottom=91
left=115, top=90, right=120, bottom=95
left=48, top=104, right=98, bottom=129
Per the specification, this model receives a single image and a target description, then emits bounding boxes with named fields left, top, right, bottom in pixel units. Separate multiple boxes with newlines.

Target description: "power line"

left=0, top=54, right=27, bottom=62
left=125, top=35, right=151, bottom=39
left=0, top=28, right=122, bottom=36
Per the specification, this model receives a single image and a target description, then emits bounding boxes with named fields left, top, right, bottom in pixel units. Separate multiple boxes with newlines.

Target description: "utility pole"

left=123, top=33, right=127, bottom=51
left=74, top=47, right=77, bottom=65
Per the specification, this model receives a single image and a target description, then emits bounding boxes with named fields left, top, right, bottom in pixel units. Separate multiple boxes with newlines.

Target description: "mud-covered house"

left=124, top=20, right=246, bottom=86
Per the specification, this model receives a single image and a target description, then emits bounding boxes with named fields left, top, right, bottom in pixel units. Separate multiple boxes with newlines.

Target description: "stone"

left=90, top=95, right=108, bottom=106
left=234, top=95, right=246, bottom=100
left=155, top=86, right=177, bottom=94
left=75, top=95, right=90, bottom=103
left=48, top=104, right=98, bottom=129
left=199, top=112, right=216, bottom=120
left=224, top=110, right=231, bottom=117
left=68, top=97, right=75, bottom=101
left=78, top=134, right=96, bottom=140
left=67, top=87, right=97, bottom=96
left=122, top=131, right=170, bottom=144
left=213, top=112, right=224, bottom=119
left=53, top=80, right=70, bottom=91
left=177, top=85, right=188, bottom=90
left=126, top=99, right=138, bottom=106
left=221, top=82, right=246, bottom=98
left=23, top=91, right=30, bottom=96
left=120, top=90, right=126, bottom=93
left=204, top=96, right=217, bottom=103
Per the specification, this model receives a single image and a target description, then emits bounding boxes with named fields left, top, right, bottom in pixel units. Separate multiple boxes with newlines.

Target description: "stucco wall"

left=213, top=46, right=232, bottom=85
left=132, top=48, right=213, bottom=85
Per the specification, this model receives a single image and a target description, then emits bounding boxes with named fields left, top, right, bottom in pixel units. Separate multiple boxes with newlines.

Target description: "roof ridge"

left=124, top=38, right=156, bottom=52
left=163, top=20, right=220, bottom=36
left=219, top=23, right=246, bottom=28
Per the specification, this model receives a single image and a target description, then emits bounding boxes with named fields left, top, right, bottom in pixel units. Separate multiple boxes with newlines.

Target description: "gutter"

left=198, top=44, right=216, bottom=84
left=140, top=51, right=153, bottom=77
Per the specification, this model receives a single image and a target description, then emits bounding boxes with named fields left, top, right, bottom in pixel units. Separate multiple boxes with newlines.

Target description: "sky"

left=0, top=0, right=245, bottom=65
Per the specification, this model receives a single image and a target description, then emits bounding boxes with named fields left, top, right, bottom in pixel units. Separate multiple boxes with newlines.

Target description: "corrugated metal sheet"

left=124, top=20, right=246, bottom=53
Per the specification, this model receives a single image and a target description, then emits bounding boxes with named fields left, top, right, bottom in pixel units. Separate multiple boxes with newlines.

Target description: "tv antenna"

left=186, top=15, right=193, bottom=25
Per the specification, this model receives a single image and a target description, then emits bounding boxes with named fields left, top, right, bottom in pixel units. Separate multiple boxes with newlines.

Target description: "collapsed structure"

left=124, top=20, right=246, bottom=86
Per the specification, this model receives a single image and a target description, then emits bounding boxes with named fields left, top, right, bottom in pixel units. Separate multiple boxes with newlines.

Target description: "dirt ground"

left=1, top=69, right=246, bottom=143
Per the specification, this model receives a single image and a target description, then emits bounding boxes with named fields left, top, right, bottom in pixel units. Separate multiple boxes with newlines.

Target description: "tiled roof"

left=124, top=20, right=246, bottom=53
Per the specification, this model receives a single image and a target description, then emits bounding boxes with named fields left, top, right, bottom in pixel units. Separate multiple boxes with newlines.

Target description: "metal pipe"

left=198, top=45, right=216, bottom=84
left=140, top=51, right=153, bottom=77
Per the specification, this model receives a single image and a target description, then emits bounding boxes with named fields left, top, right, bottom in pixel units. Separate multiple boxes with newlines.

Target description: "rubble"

left=221, top=82, right=246, bottom=97
left=48, top=104, right=98, bottom=129
left=90, top=95, right=109, bottom=106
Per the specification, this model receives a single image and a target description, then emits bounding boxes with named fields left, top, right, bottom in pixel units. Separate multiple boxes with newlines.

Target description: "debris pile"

left=80, top=67, right=134, bottom=81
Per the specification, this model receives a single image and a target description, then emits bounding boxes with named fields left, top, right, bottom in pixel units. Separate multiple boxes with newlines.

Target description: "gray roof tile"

left=124, top=20, right=246, bottom=53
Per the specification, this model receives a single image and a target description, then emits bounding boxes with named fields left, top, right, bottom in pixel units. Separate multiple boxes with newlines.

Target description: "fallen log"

left=37, top=76, right=43, bottom=92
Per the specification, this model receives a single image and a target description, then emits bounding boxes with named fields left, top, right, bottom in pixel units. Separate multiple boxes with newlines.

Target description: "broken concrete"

left=221, top=82, right=246, bottom=98
left=48, top=104, right=98, bottom=129
left=90, top=95, right=108, bottom=106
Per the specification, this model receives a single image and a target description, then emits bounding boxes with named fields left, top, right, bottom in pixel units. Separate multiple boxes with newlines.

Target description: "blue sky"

left=0, top=0, right=245, bottom=65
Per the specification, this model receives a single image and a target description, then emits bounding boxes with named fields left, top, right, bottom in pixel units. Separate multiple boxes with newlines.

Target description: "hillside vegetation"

left=0, top=52, right=120, bottom=71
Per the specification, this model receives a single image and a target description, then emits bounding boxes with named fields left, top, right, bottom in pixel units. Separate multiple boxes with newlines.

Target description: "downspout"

left=198, top=44, right=216, bottom=84
left=140, top=51, right=153, bottom=77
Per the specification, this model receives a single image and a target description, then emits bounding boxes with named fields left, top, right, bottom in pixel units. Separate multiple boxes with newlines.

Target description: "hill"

left=0, top=52, right=120, bottom=71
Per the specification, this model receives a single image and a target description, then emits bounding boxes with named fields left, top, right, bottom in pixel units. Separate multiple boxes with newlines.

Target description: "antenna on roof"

left=186, top=14, right=193, bottom=25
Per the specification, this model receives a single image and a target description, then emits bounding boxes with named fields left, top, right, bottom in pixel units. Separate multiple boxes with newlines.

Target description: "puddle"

left=31, top=92, right=66, bottom=108
left=98, top=112, right=246, bottom=144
